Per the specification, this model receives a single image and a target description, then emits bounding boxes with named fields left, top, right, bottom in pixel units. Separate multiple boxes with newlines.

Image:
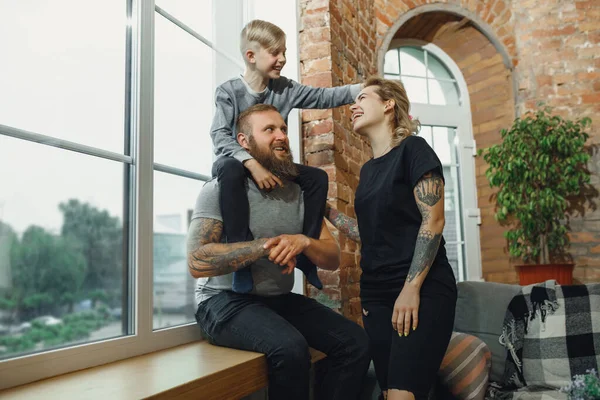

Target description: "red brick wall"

left=431, top=25, right=517, bottom=283
left=299, top=0, right=600, bottom=320
left=299, top=0, right=377, bottom=323
left=512, top=0, right=600, bottom=283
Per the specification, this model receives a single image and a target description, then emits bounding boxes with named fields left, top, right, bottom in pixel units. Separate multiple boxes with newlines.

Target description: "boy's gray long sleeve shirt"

left=210, top=75, right=361, bottom=162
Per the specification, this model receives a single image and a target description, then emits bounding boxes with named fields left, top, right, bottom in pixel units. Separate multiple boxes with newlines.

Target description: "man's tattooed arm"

left=406, top=171, right=445, bottom=286
left=325, top=204, right=361, bottom=243
left=187, top=218, right=269, bottom=278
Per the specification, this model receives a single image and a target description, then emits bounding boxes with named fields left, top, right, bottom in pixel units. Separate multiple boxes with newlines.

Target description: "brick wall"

left=299, top=0, right=377, bottom=324
left=432, top=24, right=517, bottom=283
left=299, top=0, right=600, bottom=320
left=512, top=0, right=600, bottom=283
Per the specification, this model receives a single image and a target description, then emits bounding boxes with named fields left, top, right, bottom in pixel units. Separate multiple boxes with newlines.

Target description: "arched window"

left=383, top=41, right=482, bottom=282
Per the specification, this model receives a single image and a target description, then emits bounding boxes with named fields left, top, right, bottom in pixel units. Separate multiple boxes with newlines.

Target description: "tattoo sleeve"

left=325, top=204, right=361, bottom=243
left=187, top=218, right=269, bottom=278
left=407, top=172, right=444, bottom=284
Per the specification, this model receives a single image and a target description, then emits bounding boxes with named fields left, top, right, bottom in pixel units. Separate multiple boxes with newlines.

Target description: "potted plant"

left=479, top=105, right=592, bottom=285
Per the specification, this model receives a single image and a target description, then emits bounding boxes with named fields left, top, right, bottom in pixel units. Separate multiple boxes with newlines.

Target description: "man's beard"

left=248, top=136, right=298, bottom=181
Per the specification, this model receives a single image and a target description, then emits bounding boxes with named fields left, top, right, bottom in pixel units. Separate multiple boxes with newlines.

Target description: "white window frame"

left=0, top=0, right=303, bottom=389
left=385, top=39, right=483, bottom=282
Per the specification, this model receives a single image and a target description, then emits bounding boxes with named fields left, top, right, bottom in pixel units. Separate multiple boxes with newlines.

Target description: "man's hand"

left=264, top=234, right=310, bottom=267
left=244, top=159, right=283, bottom=190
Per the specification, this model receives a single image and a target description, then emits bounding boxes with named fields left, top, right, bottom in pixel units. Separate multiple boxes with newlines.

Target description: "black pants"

left=212, top=156, right=328, bottom=242
left=195, top=291, right=371, bottom=400
left=361, top=269, right=457, bottom=400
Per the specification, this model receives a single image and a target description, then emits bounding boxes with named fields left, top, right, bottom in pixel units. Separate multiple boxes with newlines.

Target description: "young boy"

left=211, top=19, right=360, bottom=293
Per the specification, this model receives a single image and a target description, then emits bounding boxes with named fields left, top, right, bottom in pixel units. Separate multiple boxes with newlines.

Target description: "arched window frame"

left=384, top=38, right=483, bottom=282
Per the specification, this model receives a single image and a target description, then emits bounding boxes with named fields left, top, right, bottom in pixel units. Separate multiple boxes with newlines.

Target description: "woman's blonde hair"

left=363, top=76, right=420, bottom=147
left=240, top=20, right=286, bottom=56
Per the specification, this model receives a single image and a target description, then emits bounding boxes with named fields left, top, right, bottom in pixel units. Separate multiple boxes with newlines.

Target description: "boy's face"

left=250, top=46, right=287, bottom=79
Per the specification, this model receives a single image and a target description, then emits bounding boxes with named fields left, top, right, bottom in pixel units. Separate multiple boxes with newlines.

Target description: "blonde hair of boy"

left=240, top=19, right=286, bottom=57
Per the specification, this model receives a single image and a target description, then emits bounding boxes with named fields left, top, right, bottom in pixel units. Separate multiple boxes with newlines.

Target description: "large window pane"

left=156, top=0, right=213, bottom=42
left=432, top=127, right=455, bottom=165
left=427, top=54, right=453, bottom=80
left=443, top=165, right=464, bottom=280
left=0, top=1, right=127, bottom=154
left=384, top=50, right=400, bottom=74
left=0, top=136, right=129, bottom=360
left=418, top=125, right=433, bottom=147
left=428, top=80, right=459, bottom=106
left=402, top=77, right=428, bottom=104
left=153, top=171, right=202, bottom=330
left=400, top=47, right=426, bottom=77
left=154, top=15, right=215, bottom=176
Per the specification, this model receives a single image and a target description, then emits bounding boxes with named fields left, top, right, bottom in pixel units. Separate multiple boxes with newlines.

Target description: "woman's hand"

left=391, top=284, right=420, bottom=336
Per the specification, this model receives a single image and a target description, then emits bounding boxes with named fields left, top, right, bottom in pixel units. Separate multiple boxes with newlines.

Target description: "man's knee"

left=269, top=337, right=311, bottom=372
left=332, top=323, right=371, bottom=366
left=213, top=156, right=245, bottom=181
left=352, top=327, right=371, bottom=366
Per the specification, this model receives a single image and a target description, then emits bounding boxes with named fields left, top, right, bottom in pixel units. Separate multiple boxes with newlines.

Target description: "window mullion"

left=132, top=0, right=156, bottom=339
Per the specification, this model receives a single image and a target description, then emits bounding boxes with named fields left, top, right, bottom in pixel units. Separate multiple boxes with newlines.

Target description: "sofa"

left=361, top=280, right=600, bottom=400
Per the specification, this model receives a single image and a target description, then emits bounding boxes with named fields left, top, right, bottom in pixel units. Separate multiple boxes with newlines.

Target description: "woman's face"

left=350, top=85, right=386, bottom=136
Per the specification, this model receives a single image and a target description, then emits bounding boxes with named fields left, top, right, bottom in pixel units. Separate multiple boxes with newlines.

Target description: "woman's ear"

left=384, top=99, right=395, bottom=112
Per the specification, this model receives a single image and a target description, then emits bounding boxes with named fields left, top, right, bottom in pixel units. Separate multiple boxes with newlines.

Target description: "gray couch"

left=453, top=280, right=521, bottom=384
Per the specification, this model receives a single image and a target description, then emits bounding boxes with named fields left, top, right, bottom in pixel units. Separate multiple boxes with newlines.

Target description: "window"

left=384, top=46, right=460, bottom=106
left=383, top=41, right=482, bottom=282
left=0, top=0, right=131, bottom=361
left=0, top=0, right=302, bottom=389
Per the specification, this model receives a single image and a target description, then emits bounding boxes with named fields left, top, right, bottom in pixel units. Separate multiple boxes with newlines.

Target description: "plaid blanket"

left=486, top=280, right=600, bottom=400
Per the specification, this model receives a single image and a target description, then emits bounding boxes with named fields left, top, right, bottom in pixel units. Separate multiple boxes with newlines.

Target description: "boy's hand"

left=244, top=159, right=283, bottom=190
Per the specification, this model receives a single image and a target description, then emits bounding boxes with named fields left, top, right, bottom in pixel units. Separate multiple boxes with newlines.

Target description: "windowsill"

left=0, top=341, right=326, bottom=399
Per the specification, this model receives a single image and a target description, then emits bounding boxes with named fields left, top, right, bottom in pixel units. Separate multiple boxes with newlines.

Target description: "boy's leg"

left=212, top=157, right=254, bottom=293
left=293, top=164, right=328, bottom=288
left=294, top=164, right=328, bottom=239
left=267, top=293, right=371, bottom=400
left=196, top=291, right=311, bottom=400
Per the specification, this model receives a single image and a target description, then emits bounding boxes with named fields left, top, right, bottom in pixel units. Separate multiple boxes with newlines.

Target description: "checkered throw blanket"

left=486, top=280, right=600, bottom=400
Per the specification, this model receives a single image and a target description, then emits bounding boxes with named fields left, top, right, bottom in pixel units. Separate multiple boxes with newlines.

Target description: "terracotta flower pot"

left=516, top=263, right=575, bottom=286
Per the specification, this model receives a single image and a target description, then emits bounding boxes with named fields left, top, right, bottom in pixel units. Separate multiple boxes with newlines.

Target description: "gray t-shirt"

left=210, top=75, right=361, bottom=163
left=193, top=178, right=304, bottom=304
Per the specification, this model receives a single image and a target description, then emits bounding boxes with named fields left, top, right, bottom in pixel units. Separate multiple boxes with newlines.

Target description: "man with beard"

left=187, top=104, right=370, bottom=400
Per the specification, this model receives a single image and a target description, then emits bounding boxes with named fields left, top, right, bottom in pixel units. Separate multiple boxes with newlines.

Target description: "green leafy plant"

left=479, top=105, right=592, bottom=264
left=561, top=369, right=600, bottom=400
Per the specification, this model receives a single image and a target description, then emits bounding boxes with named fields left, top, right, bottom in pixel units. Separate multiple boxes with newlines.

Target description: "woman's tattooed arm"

left=325, top=204, right=361, bottom=243
left=406, top=171, right=445, bottom=286
left=186, top=218, right=269, bottom=278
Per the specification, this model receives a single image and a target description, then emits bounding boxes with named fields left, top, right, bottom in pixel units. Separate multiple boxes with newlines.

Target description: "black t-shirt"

left=355, top=135, right=453, bottom=290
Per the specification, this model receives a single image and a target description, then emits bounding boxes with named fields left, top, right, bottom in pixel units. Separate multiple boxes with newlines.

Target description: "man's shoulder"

left=191, top=179, right=223, bottom=222
left=196, top=179, right=221, bottom=206
left=200, top=178, right=219, bottom=195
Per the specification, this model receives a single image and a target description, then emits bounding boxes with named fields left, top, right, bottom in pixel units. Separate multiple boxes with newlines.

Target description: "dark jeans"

left=195, top=291, right=371, bottom=400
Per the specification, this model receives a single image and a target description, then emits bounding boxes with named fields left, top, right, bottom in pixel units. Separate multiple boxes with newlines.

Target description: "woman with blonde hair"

left=326, top=76, right=457, bottom=400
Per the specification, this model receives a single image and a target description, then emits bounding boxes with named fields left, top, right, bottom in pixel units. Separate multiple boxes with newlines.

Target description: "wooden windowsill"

left=0, top=341, right=326, bottom=400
